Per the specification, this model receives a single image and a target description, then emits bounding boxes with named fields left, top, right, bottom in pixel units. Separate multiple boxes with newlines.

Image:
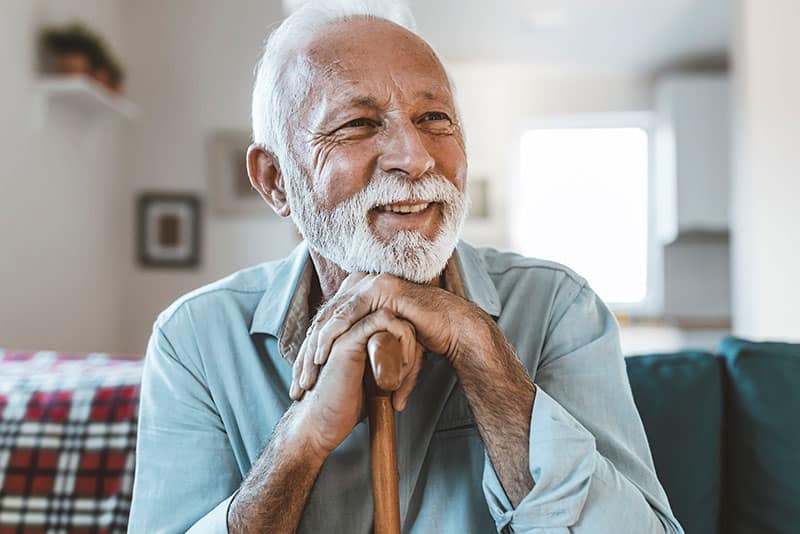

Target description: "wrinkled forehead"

left=295, top=17, right=454, bottom=108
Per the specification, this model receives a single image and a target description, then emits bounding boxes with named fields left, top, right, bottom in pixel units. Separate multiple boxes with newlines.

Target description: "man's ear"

left=247, top=144, right=291, bottom=217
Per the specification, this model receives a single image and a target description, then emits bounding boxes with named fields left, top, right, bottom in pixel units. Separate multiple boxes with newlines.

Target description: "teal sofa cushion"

left=719, top=337, right=800, bottom=534
left=626, top=351, right=722, bottom=534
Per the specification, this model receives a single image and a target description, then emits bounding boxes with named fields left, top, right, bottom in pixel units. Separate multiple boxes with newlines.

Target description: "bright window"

left=514, top=126, right=650, bottom=305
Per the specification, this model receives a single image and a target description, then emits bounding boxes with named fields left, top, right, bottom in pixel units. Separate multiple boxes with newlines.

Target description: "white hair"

left=251, top=0, right=418, bottom=163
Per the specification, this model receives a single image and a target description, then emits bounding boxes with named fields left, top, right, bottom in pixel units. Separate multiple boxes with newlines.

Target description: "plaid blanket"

left=0, top=350, right=143, bottom=534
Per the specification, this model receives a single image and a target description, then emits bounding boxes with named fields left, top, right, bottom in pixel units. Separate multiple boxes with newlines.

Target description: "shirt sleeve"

left=128, top=323, right=240, bottom=534
left=481, top=284, right=684, bottom=533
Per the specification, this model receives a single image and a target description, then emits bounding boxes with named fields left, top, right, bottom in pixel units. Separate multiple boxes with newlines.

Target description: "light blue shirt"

left=128, top=241, right=682, bottom=533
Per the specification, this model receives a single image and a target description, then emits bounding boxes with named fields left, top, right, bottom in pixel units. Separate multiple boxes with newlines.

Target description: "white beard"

left=282, top=155, right=468, bottom=283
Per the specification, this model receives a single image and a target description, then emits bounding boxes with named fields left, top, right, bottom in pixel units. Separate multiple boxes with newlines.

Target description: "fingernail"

left=289, top=383, right=298, bottom=399
left=313, top=351, right=322, bottom=365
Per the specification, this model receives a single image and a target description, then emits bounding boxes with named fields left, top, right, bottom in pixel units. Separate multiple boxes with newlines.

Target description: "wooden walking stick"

left=365, top=332, right=404, bottom=534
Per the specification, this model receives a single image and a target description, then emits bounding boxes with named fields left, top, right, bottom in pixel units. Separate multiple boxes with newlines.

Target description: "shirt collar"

left=249, top=241, right=310, bottom=339
left=249, top=240, right=502, bottom=361
left=453, top=240, right=502, bottom=317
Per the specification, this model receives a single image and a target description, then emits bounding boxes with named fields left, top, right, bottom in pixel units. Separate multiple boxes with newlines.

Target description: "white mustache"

left=353, top=173, right=461, bottom=211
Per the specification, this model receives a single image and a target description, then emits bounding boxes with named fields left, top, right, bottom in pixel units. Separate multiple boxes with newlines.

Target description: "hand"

left=293, top=308, right=422, bottom=455
left=290, top=271, right=366, bottom=401
left=291, top=272, right=479, bottom=402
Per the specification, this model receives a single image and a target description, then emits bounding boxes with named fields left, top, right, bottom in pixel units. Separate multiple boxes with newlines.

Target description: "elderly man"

left=129, top=2, right=682, bottom=533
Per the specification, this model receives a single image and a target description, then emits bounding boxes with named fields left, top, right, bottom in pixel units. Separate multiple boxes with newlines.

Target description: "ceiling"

left=281, top=0, right=730, bottom=74
left=407, top=0, right=730, bottom=73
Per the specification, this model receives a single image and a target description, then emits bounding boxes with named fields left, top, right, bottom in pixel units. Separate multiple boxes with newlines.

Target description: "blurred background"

left=0, top=0, right=797, bottom=356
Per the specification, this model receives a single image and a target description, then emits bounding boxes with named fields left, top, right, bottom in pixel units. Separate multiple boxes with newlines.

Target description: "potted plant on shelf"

left=40, top=21, right=126, bottom=94
left=41, top=22, right=99, bottom=76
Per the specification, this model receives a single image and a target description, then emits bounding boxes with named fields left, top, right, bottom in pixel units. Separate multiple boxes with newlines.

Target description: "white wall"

left=119, top=0, right=296, bottom=354
left=731, top=0, right=800, bottom=340
left=0, top=0, right=127, bottom=353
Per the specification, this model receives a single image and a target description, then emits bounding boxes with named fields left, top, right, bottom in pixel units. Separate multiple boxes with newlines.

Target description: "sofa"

left=627, top=337, right=800, bottom=534
left=1, top=337, right=797, bottom=533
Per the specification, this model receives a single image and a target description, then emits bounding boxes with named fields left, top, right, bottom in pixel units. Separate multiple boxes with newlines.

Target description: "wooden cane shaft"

left=366, top=332, right=402, bottom=534
left=367, top=392, right=401, bottom=534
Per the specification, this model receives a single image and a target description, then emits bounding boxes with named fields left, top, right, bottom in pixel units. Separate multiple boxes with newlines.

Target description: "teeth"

left=378, top=202, right=430, bottom=214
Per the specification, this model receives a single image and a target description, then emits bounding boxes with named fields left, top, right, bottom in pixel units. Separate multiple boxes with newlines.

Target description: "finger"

left=292, top=275, right=375, bottom=396
left=340, top=271, right=368, bottom=291
left=289, top=359, right=300, bottom=400
left=301, top=311, right=326, bottom=369
left=387, top=320, right=418, bottom=409
left=397, top=318, right=416, bottom=369
left=306, top=275, right=369, bottom=366
left=299, top=346, right=319, bottom=389
left=329, top=308, right=402, bottom=364
left=290, top=276, right=376, bottom=399
left=314, top=292, right=375, bottom=366
left=293, top=331, right=317, bottom=396
left=290, top=351, right=304, bottom=400
left=300, top=301, right=334, bottom=372
left=393, top=342, right=424, bottom=412
left=328, top=310, right=413, bottom=394
left=378, top=317, right=415, bottom=374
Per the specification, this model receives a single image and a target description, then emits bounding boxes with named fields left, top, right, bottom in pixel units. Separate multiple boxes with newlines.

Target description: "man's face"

left=282, top=18, right=468, bottom=283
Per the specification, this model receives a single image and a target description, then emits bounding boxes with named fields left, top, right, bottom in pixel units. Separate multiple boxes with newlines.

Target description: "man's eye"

left=341, top=118, right=375, bottom=129
left=421, top=112, right=450, bottom=122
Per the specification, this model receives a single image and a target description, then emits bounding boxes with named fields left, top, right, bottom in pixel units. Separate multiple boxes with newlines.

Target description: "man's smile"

left=375, top=200, right=432, bottom=214
left=370, top=201, right=441, bottom=234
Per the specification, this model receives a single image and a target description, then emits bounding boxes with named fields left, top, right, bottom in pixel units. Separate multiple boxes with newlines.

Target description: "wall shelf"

left=34, top=75, right=138, bottom=125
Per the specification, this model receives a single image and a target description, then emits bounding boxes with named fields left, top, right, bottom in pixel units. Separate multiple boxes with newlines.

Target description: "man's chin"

left=303, top=221, right=460, bottom=284
left=358, top=237, right=456, bottom=284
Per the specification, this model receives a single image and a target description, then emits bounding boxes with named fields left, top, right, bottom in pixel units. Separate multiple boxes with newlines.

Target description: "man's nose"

left=378, top=121, right=435, bottom=179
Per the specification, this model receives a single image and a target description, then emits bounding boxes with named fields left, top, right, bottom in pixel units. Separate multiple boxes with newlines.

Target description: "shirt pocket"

left=434, top=384, right=476, bottom=432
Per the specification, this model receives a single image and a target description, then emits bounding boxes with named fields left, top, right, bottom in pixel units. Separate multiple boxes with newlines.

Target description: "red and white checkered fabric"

left=0, top=350, right=143, bottom=534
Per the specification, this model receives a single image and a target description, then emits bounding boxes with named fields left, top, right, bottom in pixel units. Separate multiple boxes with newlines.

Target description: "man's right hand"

left=292, top=308, right=424, bottom=456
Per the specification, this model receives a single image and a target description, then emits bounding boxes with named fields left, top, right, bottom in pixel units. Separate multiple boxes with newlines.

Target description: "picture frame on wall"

left=208, top=129, right=272, bottom=217
left=137, top=192, right=201, bottom=268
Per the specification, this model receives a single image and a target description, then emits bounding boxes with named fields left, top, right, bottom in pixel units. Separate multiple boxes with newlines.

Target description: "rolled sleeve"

left=482, top=387, right=596, bottom=532
left=482, top=283, right=683, bottom=533
left=186, top=494, right=236, bottom=534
